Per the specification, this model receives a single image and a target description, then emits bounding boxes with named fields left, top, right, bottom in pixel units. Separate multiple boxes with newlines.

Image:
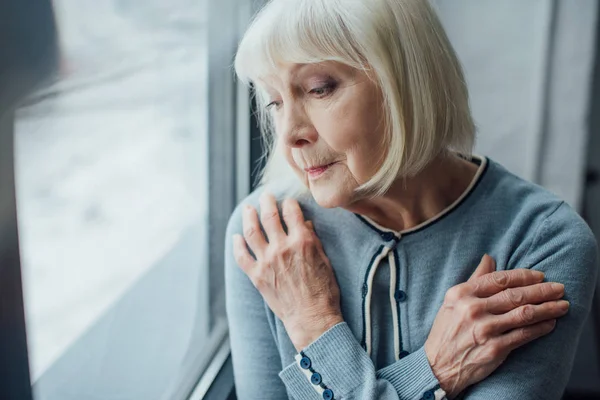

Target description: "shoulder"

left=473, top=158, right=597, bottom=278
left=482, top=158, right=568, bottom=225
left=483, top=159, right=598, bottom=305
left=479, top=158, right=594, bottom=246
left=525, top=200, right=598, bottom=282
left=225, top=182, right=323, bottom=237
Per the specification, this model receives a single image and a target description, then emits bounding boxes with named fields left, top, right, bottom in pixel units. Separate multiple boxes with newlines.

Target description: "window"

left=5, top=0, right=251, bottom=398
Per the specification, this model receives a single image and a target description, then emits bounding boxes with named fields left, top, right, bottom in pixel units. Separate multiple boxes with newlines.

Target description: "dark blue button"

left=399, top=350, right=410, bottom=359
left=323, top=389, right=334, bottom=400
left=300, top=356, right=311, bottom=370
left=395, top=290, right=407, bottom=302
left=381, top=232, right=396, bottom=241
left=311, top=372, right=322, bottom=385
left=423, top=389, right=435, bottom=400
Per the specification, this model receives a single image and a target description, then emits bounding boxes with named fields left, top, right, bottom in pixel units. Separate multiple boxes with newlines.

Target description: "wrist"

left=424, top=341, right=461, bottom=398
left=288, top=314, right=344, bottom=352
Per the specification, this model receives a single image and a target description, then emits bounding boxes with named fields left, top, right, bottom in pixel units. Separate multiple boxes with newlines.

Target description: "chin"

left=309, top=184, right=352, bottom=209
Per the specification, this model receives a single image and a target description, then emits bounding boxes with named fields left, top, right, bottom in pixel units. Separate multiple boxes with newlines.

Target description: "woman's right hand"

left=424, top=254, right=569, bottom=398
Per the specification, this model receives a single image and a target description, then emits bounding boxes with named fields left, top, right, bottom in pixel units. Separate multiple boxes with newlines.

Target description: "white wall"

left=435, top=0, right=598, bottom=210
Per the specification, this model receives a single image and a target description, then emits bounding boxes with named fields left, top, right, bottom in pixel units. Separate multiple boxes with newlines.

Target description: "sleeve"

left=462, top=201, right=599, bottom=399
left=225, top=204, right=290, bottom=400
left=279, top=321, right=447, bottom=400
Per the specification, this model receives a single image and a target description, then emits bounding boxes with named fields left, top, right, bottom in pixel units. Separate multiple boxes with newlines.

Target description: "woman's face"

left=261, top=61, right=386, bottom=208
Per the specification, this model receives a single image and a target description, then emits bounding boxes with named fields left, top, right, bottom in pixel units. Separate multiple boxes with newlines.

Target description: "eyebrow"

left=288, top=63, right=331, bottom=79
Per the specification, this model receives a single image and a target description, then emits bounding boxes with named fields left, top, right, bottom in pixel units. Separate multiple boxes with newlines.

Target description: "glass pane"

left=14, top=0, right=215, bottom=398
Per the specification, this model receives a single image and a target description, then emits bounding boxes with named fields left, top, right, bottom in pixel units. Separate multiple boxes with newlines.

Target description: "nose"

left=279, top=101, right=317, bottom=148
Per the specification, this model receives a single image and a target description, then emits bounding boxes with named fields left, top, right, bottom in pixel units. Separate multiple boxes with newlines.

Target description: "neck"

left=345, top=154, right=479, bottom=232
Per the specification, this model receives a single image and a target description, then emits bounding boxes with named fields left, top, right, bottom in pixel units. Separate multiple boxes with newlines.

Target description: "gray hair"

left=235, top=0, right=476, bottom=197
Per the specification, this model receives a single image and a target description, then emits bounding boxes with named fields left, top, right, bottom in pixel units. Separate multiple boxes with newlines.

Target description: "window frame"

left=0, top=109, right=34, bottom=400
left=1, top=0, right=57, bottom=398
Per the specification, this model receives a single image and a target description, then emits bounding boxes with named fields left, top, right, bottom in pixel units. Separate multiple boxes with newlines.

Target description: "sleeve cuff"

left=278, top=322, right=443, bottom=400
left=376, top=346, right=441, bottom=399
left=435, top=387, right=447, bottom=400
left=279, top=322, right=373, bottom=399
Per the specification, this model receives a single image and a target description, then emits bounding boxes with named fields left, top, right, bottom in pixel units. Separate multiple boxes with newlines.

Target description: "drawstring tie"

left=363, top=245, right=402, bottom=361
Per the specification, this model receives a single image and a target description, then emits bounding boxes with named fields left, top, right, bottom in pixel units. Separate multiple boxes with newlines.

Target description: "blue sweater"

left=225, top=156, right=598, bottom=400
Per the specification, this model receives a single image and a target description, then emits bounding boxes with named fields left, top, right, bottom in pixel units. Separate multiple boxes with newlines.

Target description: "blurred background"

left=0, top=0, right=599, bottom=399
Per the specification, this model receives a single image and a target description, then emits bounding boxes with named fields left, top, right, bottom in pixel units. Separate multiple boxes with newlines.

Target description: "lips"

left=304, top=162, right=337, bottom=179
left=304, top=162, right=336, bottom=173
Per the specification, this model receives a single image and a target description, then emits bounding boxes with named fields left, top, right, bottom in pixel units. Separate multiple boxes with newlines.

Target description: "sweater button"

left=362, top=284, right=368, bottom=298
left=399, top=350, right=410, bottom=359
left=299, top=356, right=311, bottom=369
left=311, top=372, right=322, bottom=385
left=423, top=389, right=435, bottom=400
left=381, top=232, right=396, bottom=241
left=323, top=389, right=334, bottom=400
left=395, top=290, right=407, bottom=302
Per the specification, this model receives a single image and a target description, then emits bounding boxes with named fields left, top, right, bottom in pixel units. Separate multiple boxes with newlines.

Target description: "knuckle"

left=539, top=283, right=555, bottom=298
left=264, top=248, right=278, bottom=263
left=257, top=262, right=273, bottom=278
left=253, top=276, right=268, bottom=291
left=243, top=225, right=257, bottom=239
left=281, top=207, right=298, bottom=221
left=261, top=210, right=279, bottom=222
left=291, top=232, right=311, bottom=248
left=543, top=283, right=555, bottom=297
left=519, top=305, right=535, bottom=324
left=491, top=272, right=509, bottom=287
left=518, top=327, right=534, bottom=342
left=445, top=285, right=467, bottom=303
left=505, top=288, right=525, bottom=307
left=459, top=300, right=482, bottom=321
left=473, top=323, right=493, bottom=344
left=484, top=343, right=503, bottom=362
left=444, top=288, right=458, bottom=303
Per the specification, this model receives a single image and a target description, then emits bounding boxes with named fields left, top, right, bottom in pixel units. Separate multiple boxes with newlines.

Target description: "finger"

left=489, top=300, right=569, bottom=334
left=468, top=254, right=496, bottom=282
left=495, top=319, right=557, bottom=353
left=259, top=192, right=285, bottom=240
left=242, top=205, right=268, bottom=256
left=232, top=234, right=256, bottom=273
left=485, top=282, right=565, bottom=314
left=281, top=198, right=305, bottom=233
left=305, top=220, right=326, bottom=253
left=471, top=268, right=545, bottom=298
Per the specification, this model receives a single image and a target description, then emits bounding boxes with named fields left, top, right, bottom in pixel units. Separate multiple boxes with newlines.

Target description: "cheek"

left=336, top=123, right=386, bottom=183
left=316, top=95, right=385, bottom=164
left=282, top=147, right=307, bottom=178
left=344, top=148, right=379, bottom=183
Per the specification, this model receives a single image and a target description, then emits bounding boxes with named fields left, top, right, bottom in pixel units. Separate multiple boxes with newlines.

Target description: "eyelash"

left=265, top=82, right=338, bottom=110
left=266, top=101, right=281, bottom=110
left=310, top=82, right=337, bottom=98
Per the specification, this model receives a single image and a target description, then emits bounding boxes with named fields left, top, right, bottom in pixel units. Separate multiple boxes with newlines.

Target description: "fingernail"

left=558, top=300, right=570, bottom=311
left=551, top=282, right=564, bottom=291
left=547, top=319, right=557, bottom=328
left=533, top=270, right=545, bottom=279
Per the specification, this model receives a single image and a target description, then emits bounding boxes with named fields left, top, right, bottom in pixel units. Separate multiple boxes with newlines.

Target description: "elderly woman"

left=224, top=0, right=599, bottom=399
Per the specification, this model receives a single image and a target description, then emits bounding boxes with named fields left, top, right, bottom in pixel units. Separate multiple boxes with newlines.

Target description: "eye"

left=309, top=82, right=337, bottom=98
left=265, top=100, right=282, bottom=110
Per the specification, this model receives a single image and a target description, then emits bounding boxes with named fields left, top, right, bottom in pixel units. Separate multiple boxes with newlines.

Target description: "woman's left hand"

left=233, top=193, right=343, bottom=351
